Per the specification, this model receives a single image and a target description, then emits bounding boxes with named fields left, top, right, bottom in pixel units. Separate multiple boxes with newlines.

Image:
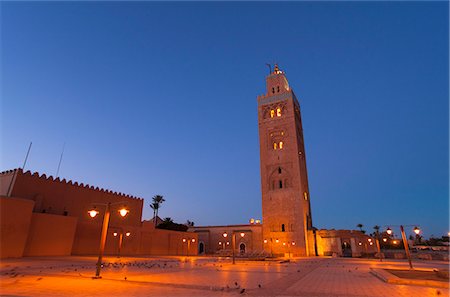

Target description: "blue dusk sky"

left=1, top=2, right=448, bottom=237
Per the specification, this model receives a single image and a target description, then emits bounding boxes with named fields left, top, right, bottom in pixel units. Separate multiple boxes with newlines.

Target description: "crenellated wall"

left=0, top=169, right=198, bottom=258
left=1, top=169, right=143, bottom=227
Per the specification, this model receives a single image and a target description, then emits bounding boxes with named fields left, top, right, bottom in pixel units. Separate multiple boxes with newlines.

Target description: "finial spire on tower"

left=273, top=64, right=283, bottom=74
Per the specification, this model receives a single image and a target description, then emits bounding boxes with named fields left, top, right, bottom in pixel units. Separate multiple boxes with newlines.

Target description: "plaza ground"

left=1, top=256, right=448, bottom=297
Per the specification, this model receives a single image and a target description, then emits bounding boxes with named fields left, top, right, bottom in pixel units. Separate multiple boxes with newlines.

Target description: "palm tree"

left=357, top=223, right=363, bottom=231
left=150, top=202, right=159, bottom=225
left=163, top=217, right=173, bottom=224
left=373, top=225, right=380, bottom=234
left=150, top=195, right=165, bottom=227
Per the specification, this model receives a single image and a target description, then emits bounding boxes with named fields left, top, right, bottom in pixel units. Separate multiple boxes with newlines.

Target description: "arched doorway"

left=341, top=241, right=352, bottom=257
left=198, top=242, right=205, bottom=254
left=239, top=243, right=246, bottom=255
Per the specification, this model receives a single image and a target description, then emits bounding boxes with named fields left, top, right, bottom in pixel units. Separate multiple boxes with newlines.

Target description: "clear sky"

left=1, top=2, right=448, bottom=238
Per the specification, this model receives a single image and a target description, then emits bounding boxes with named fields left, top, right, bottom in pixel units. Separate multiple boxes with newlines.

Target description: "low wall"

left=23, top=213, right=78, bottom=256
left=139, top=229, right=198, bottom=256
left=0, top=196, right=34, bottom=258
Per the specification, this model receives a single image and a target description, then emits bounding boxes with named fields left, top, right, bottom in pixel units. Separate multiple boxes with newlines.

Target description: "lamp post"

left=263, top=238, right=274, bottom=257
left=386, top=225, right=421, bottom=269
left=88, top=202, right=129, bottom=278
left=223, top=231, right=245, bottom=264
left=182, top=238, right=196, bottom=256
left=283, top=241, right=295, bottom=259
left=113, top=230, right=131, bottom=258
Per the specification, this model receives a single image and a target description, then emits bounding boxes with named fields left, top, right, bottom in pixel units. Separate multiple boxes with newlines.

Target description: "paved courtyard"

left=0, top=256, right=448, bottom=297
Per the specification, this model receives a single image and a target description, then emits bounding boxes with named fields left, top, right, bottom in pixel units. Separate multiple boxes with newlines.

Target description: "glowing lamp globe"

left=88, top=209, right=99, bottom=218
left=119, top=208, right=129, bottom=217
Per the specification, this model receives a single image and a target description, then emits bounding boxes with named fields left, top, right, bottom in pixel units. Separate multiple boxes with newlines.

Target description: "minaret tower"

left=257, top=65, right=315, bottom=256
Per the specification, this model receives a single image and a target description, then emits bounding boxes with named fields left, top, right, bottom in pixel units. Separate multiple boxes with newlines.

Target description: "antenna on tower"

left=265, top=63, right=272, bottom=74
left=22, top=141, right=32, bottom=170
left=7, top=141, right=32, bottom=197
left=56, top=142, right=65, bottom=178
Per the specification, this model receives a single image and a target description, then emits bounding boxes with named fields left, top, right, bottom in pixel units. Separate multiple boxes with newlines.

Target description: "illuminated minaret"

left=257, top=65, right=315, bottom=256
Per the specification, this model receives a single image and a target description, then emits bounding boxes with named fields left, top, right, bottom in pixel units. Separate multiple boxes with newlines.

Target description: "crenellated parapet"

left=0, top=168, right=143, bottom=201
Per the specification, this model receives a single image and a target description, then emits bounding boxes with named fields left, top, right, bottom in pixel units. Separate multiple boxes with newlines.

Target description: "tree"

left=373, top=225, right=380, bottom=237
left=157, top=217, right=188, bottom=232
left=162, top=217, right=174, bottom=224
left=357, top=224, right=366, bottom=233
left=150, top=195, right=165, bottom=227
left=186, top=220, right=195, bottom=227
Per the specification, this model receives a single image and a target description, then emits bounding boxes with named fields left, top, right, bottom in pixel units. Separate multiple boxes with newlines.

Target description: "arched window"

left=273, top=142, right=277, bottom=150
left=277, top=86, right=280, bottom=92
left=270, top=109, right=275, bottom=118
left=281, top=224, right=285, bottom=232
left=276, top=107, right=282, bottom=117
left=272, top=87, right=275, bottom=94
left=278, top=167, right=282, bottom=174
left=279, top=180, right=283, bottom=189
left=279, top=141, right=283, bottom=149
left=239, top=243, right=246, bottom=254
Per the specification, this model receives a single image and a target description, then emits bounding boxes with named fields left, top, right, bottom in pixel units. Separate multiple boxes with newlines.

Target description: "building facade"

left=190, top=223, right=263, bottom=256
left=257, top=65, right=315, bottom=256
left=0, top=169, right=198, bottom=258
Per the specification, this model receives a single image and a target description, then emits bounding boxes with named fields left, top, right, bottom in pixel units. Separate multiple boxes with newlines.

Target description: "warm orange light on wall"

left=275, top=239, right=279, bottom=243
left=382, top=238, right=387, bottom=242
left=263, top=239, right=268, bottom=244
left=113, top=232, right=118, bottom=237
left=279, top=141, right=283, bottom=149
left=270, top=110, right=275, bottom=118
left=240, top=232, right=245, bottom=237
left=119, top=208, right=129, bottom=217
left=191, top=238, right=196, bottom=243
left=273, top=142, right=277, bottom=150
left=125, top=232, right=131, bottom=237
left=223, top=232, right=228, bottom=238
left=88, top=209, right=99, bottom=218
left=276, top=108, right=282, bottom=117
left=182, top=238, right=186, bottom=242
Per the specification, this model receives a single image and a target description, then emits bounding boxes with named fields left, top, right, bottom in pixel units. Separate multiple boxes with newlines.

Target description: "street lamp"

left=88, top=202, right=129, bottom=278
left=223, top=231, right=245, bottom=264
left=385, top=225, right=421, bottom=269
left=112, top=230, right=131, bottom=258
left=182, top=238, right=196, bottom=256
left=284, top=241, right=295, bottom=259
